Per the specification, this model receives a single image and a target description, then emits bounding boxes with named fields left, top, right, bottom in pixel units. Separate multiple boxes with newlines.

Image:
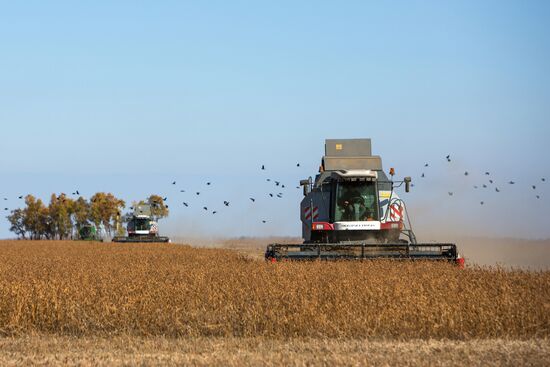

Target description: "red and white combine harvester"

left=265, top=138, right=464, bottom=266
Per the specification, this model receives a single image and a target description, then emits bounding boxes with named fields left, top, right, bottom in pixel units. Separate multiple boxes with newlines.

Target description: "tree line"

left=6, top=193, right=125, bottom=240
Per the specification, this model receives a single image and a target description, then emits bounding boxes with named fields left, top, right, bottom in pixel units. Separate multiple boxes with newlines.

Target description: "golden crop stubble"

left=0, top=240, right=548, bottom=338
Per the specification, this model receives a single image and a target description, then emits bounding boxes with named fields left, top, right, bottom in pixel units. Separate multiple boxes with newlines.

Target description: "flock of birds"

left=417, top=155, right=545, bottom=205
left=1, top=155, right=546, bottom=219
left=159, top=163, right=304, bottom=223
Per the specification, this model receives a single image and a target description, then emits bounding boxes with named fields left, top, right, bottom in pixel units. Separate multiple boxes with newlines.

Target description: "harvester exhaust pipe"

left=300, top=177, right=313, bottom=196
left=404, top=176, right=412, bottom=193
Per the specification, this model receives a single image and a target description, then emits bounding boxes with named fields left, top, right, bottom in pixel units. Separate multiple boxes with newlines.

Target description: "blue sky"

left=0, top=1, right=549, bottom=239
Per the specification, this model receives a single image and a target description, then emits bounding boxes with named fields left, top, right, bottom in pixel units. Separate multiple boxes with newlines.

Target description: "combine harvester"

left=112, top=204, right=170, bottom=243
left=265, top=138, right=463, bottom=266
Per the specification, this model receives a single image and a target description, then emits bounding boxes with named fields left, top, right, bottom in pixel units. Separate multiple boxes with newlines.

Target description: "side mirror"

left=404, top=177, right=412, bottom=193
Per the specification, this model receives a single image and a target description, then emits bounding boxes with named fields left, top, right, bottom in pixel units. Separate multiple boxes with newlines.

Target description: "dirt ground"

left=1, top=336, right=548, bottom=367
left=174, top=235, right=550, bottom=269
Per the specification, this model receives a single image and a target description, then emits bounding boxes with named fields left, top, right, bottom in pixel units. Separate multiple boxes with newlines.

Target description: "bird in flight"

left=448, top=192, right=453, bottom=196
left=163, top=197, right=167, bottom=201
left=172, top=181, right=176, bottom=185
left=297, top=163, right=300, bottom=167
left=196, top=192, right=200, bottom=195
left=464, top=171, right=468, bottom=176
left=183, top=202, right=188, bottom=207
left=203, top=207, right=208, bottom=211
left=421, top=173, right=425, bottom=178
left=536, top=195, right=540, bottom=199
left=269, top=193, right=274, bottom=197
left=542, top=178, right=546, bottom=182
left=180, top=189, right=185, bottom=192
left=532, top=185, right=536, bottom=190
left=480, top=201, right=484, bottom=205
left=223, top=201, right=229, bottom=206
left=261, top=165, right=265, bottom=170
left=206, top=182, right=211, bottom=186
left=495, top=188, right=500, bottom=192
left=249, top=198, right=255, bottom=202
left=262, top=220, right=266, bottom=223
left=275, top=181, right=280, bottom=186
left=424, top=163, right=429, bottom=167
left=485, top=172, right=490, bottom=175
left=482, top=184, right=487, bottom=188
left=489, top=180, right=493, bottom=184
left=474, top=185, right=478, bottom=189
left=508, top=181, right=515, bottom=184
left=446, top=155, right=451, bottom=162
left=212, top=211, right=217, bottom=214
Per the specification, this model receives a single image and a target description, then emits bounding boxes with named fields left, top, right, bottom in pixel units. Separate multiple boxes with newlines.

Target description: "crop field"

left=0, top=240, right=549, bottom=365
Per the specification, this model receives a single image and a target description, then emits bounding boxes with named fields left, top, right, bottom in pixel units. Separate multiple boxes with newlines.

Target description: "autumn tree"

left=89, top=192, right=125, bottom=236
left=23, top=195, right=50, bottom=240
left=72, top=196, right=91, bottom=230
left=48, top=193, right=75, bottom=239
left=137, top=194, right=169, bottom=221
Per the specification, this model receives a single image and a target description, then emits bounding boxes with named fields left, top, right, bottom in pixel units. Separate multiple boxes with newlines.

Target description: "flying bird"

left=18, top=196, right=23, bottom=199
left=262, top=220, right=266, bottom=223
left=196, top=192, right=200, bottom=195
left=183, top=202, right=188, bottom=207
left=446, top=155, right=451, bottom=162
left=508, top=181, right=515, bottom=184
left=269, top=193, right=274, bottom=197
left=180, top=189, right=185, bottom=192
left=480, top=201, right=484, bottom=205
left=76, top=190, right=79, bottom=195
left=424, top=163, right=429, bottom=167
left=275, top=181, right=280, bottom=186
left=206, top=182, right=211, bottom=186
left=421, top=173, right=425, bottom=178
left=4, top=208, right=8, bottom=211
left=203, top=207, right=208, bottom=211
left=249, top=198, right=255, bottom=202
left=474, top=185, right=478, bottom=189
left=3, top=198, right=7, bottom=200
left=532, top=185, right=536, bottom=190
left=485, top=172, right=490, bottom=175
left=282, top=184, right=285, bottom=188
left=542, top=178, right=546, bottom=182
left=266, top=179, right=271, bottom=182
left=172, top=181, right=176, bottom=185
left=261, top=165, right=265, bottom=170
left=297, top=163, right=300, bottom=167
left=212, top=211, right=217, bottom=214
left=464, top=171, right=469, bottom=176
left=277, top=194, right=283, bottom=198
left=482, top=184, right=487, bottom=188
left=536, top=195, right=540, bottom=199
left=223, top=201, right=229, bottom=206
left=495, top=188, right=500, bottom=192
left=163, top=197, right=167, bottom=201
left=489, top=180, right=493, bottom=184
left=448, top=192, right=453, bottom=196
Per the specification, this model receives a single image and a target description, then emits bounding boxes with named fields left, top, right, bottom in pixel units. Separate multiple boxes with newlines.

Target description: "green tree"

left=7, top=208, right=26, bottom=239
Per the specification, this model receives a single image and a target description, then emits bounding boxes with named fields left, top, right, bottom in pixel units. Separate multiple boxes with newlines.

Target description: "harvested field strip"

left=0, top=241, right=548, bottom=338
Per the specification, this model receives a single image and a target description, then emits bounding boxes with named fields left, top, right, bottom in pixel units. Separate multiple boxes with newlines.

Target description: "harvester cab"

left=112, top=204, right=170, bottom=243
left=266, top=139, right=463, bottom=265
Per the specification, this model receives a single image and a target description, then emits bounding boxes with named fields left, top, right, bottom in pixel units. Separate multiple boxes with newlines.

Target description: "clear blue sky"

left=1, top=1, right=549, bottom=239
